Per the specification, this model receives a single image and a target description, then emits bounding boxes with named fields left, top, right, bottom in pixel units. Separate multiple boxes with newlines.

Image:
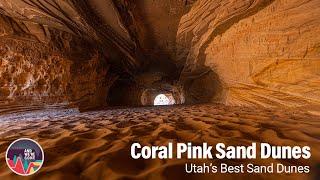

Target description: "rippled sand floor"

left=0, top=104, right=319, bottom=180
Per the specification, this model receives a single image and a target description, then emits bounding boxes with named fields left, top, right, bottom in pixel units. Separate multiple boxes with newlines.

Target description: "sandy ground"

left=0, top=104, right=319, bottom=180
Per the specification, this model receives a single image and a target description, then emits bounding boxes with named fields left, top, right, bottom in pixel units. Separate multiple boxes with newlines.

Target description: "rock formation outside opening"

left=153, top=94, right=176, bottom=106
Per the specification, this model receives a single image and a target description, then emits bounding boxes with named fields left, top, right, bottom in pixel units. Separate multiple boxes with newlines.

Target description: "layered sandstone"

left=0, top=1, right=195, bottom=111
left=0, top=0, right=320, bottom=111
left=177, top=0, right=320, bottom=109
left=0, top=15, right=113, bottom=112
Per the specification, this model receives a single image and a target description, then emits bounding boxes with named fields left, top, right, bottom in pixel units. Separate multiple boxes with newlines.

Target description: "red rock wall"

left=177, top=0, right=320, bottom=108
left=0, top=24, right=112, bottom=110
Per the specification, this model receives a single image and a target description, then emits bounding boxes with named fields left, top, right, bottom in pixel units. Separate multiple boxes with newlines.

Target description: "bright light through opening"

left=154, top=94, right=175, bottom=106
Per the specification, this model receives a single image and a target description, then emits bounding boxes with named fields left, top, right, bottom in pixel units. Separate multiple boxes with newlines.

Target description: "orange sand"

left=0, top=104, right=319, bottom=180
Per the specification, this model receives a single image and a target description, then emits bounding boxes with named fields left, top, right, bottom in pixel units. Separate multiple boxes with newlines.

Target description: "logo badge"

left=6, top=138, right=44, bottom=176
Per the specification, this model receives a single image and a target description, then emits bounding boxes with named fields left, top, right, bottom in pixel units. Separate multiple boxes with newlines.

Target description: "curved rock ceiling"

left=0, top=0, right=138, bottom=70
left=0, top=0, right=319, bottom=111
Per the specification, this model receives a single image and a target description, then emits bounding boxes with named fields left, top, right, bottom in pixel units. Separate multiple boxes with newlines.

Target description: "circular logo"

left=6, top=138, right=44, bottom=176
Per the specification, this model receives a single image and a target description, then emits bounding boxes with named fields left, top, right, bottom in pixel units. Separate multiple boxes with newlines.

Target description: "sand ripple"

left=0, top=104, right=319, bottom=179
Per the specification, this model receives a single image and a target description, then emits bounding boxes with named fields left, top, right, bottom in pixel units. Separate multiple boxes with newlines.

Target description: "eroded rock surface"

left=0, top=16, right=113, bottom=111
left=0, top=0, right=320, bottom=111
left=0, top=1, right=194, bottom=111
left=177, top=0, right=320, bottom=108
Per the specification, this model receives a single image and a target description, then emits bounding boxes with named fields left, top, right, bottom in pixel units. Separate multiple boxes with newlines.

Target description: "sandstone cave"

left=0, top=0, right=319, bottom=179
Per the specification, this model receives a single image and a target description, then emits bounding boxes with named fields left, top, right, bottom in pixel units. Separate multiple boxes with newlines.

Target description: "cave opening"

left=107, top=78, right=185, bottom=107
left=153, top=93, right=176, bottom=106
